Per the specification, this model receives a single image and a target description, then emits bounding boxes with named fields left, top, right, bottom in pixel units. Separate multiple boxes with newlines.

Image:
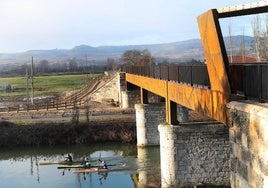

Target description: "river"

left=0, top=143, right=160, bottom=188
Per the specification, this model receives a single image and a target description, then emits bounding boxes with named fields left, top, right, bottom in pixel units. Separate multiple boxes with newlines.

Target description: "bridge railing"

left=229, top=63, right=268, bottom=102
left=123, top=63, right=268, bottom=102
left=123, top=64, right=210, bottom=88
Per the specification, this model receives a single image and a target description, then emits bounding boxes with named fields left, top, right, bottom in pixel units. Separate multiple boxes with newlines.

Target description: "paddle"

left=98, top=153, right=101, bottom=172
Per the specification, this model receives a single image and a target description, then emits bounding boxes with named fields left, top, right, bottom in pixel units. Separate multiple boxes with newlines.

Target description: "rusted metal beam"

left=168, top=81, right=228, bottom=124
left=125, top=74, right=167, bottom=98
left=217, top=2, right=268, bottom=18
left=126, top=73, right=228, bottom=124
left=197, top=9, right=231, bottom=94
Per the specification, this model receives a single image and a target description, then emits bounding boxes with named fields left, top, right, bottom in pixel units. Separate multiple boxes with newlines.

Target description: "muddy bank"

left=0, top=117, right=136, bottom=147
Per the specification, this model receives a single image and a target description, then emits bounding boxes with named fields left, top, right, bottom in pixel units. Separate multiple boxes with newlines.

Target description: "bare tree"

left=38, top=59, right=49, bottom=73
left=239, top=28, right=246, bottom=63
left=121, top=49, right=154, bottom=66
left=141, top=49, right=154, bottom=65
left=106, top=58, right=117, bottom=70
left=69, top=58, right=78, bottom=72
left=263, top=14, right=268, bottom=60
left=252, top=15, right=262, bottom=61
left=228, top=21, right=233, bottom=63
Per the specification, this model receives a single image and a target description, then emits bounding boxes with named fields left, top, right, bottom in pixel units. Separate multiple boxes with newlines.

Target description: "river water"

left=0, top=143, right=160, bottom=188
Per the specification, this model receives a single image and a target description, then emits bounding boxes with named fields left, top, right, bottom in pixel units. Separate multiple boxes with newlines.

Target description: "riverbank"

left=0, top=114, right=136, bottom=147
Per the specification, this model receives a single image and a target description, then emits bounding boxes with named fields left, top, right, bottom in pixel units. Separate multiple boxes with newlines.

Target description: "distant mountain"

left=0, top=36, right=254, bottom=65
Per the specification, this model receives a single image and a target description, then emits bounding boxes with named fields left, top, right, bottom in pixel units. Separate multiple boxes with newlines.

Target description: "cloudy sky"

left=0, top=0, right=264, bottom=53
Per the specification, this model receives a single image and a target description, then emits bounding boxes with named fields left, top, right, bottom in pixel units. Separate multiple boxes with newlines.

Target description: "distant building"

left=228, top=55, right=266, bottom=63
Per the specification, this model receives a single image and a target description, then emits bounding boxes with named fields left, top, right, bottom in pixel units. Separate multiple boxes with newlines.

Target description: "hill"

left=0, top=35, right=254, bottom=65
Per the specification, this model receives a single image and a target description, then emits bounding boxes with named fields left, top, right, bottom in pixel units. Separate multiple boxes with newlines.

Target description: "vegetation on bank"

left=0, top=73, right=103, bottom=98
left=0, top=119, right=136, bottom=147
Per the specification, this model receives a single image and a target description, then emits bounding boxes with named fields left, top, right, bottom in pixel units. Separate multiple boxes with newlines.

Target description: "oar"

left=97, top=153, right=102, bottom=172
left=39, top=161, right=81, bottom=165
left=39, top=162, right=61, bottom=165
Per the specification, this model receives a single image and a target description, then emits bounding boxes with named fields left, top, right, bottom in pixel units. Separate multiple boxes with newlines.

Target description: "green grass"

left=0, top=73, right=103, bottom=98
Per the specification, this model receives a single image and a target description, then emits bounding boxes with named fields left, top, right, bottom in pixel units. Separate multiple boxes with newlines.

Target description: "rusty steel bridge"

left=123, top=3, right=268, bottom=125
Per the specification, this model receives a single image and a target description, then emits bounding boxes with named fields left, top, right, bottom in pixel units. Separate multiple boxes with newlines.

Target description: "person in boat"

left=99, top=159, right=108, bottom=169
left=82, top=157, right=90, bottom=168
left=64, top=153, right=73, bottom=162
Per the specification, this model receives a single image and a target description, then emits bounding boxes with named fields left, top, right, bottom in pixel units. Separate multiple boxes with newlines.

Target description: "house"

left=228, top=55, right=266, bottom=63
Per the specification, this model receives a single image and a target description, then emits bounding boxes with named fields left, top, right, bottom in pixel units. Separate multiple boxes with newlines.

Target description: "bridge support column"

left=121, top=90, right=140, bottom=108
left=158, top=124, right=177, bottom=187
left=117, top=72, right=127, bottom=106
left=121, top=91, right=130, bottom=109
left=135, top=103, right=165, bottom=147
left=227, top=101, right=268, bottom=188
left=158, top=122, right=230, bottom=188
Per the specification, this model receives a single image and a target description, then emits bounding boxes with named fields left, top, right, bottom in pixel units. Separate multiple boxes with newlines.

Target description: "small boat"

left=74, top=167, right=131, bottom=173
left=57, top=163, right=116, bottom=169
left=57, top=164, right=86, bottom=169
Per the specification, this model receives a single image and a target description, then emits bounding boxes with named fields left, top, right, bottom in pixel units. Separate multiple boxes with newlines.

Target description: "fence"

left=123, top=64, right=210, bottom=88
left=123, top=63, right=268, bottom=102
left=229, top=63, right=268, bottom=102
left=0, top=98, right=85, bottom=113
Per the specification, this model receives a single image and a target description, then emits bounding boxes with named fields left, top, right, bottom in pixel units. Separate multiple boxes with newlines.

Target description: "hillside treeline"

left=0, top=57, right=120, bottom=77
left=0, top=49, right=202, bottom=77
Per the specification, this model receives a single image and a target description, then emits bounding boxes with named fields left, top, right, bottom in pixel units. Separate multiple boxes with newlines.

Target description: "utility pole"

left=31, top=56, right=34, bottom=105
left=85, top=54, right=88, bottom=72
left=25, top=67, right=30, bottom=105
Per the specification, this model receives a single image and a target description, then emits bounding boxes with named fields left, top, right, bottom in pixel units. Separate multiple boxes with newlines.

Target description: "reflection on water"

left=0, top=143, right=160, bottom=188
left=136, top=147, right=161, bottom=188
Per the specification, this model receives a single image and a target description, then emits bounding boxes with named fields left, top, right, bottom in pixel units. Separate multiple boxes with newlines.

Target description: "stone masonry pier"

left=159, top=122, right=230, bottom=187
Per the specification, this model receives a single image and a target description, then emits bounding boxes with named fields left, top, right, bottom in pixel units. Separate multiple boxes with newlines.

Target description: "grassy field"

left=0, top=73, right=103, bottom=98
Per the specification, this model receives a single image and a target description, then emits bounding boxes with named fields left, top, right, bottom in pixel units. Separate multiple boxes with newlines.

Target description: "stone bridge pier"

left=135, top=103, right=189, bottom=147
left=158, top=122, right=230, bottom=187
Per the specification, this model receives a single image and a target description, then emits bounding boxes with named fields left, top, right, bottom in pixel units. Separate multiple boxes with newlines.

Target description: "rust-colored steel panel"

left=126, top=74, right=167, bottom=98
left=197, top=9, right=231, bottom=94
left=168, top=82, right=228, bottom=124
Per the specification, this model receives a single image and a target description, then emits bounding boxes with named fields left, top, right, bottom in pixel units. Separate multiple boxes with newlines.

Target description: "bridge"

left=119, top=2, right=268, bottom=188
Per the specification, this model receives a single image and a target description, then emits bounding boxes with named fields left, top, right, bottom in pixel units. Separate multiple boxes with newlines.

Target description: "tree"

left=69, top=58, right=78, bottom=72
left=121, top=49, right=154, bottom=66
left=228, top=21, right=233, bottom=63
left=252, top=15, right=262, bottom=61
left=141, top=49, right=154, bottom=65
left=263, top=14, right=268, bottom=60
left=239, top=28, right=246, bottom=63
left=38, top=59, right=49, bottom=73
left=106, top=58, right=117, bottom=70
